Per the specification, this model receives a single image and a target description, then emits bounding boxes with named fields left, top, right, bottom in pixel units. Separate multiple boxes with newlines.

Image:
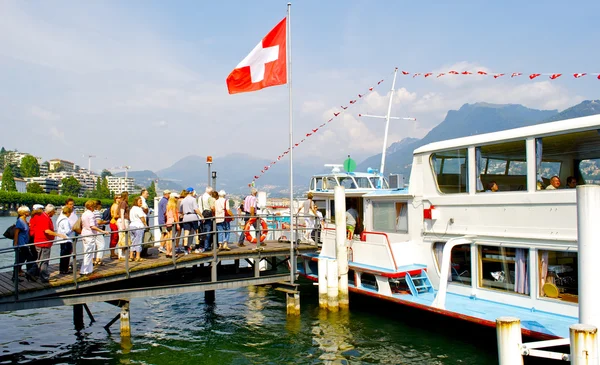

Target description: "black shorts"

left=182, top=220, right=198, bottom=232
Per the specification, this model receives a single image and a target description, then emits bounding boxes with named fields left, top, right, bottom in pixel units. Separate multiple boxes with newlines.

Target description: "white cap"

left=32, top=204, right=44, bottom=210
left=218, top=190, right=226, bottom=196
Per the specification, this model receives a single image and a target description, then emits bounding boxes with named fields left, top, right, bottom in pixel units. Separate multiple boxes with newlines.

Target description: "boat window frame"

left=430, top=148, right=469, bottom=194
left=371, top=199, right=409, bottom=234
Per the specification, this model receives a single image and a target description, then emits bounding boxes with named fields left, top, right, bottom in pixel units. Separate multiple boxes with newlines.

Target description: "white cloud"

left=154, top=120, right=168, bottom=128
left=30, top=106, right=60, bottom=121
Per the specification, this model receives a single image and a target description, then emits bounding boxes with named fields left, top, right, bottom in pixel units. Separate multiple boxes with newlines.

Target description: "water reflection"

left=245, top=285, right=268, bottom=326
left=312, top=309, right=354, bottom=364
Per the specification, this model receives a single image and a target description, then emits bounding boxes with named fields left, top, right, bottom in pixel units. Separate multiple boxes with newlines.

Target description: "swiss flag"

left=226, top=18, right=287, bottom=94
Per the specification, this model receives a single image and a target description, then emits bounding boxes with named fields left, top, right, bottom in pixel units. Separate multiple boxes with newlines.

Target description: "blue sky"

left=1, top=0, right=598, bottom=173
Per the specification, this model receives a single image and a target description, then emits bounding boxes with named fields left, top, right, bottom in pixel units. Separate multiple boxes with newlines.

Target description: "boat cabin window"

left=354, top=177, right=372, bottom=189
left=372, top=201, right=408, bottom=233
left=536, top=130, right=600, bottom=190
left=479, top=246, right=529, bottom=295
left=311, top=177, right=323, bottom=191
left=322, top=177, right=338, bottom=190
left=369, top=177, right=390, bottom=189
left=434, top=242, right=472, bottom=285
left=539, top=250, right=578, bottom=303
left=477, top=140, right=527, bottom=192
left=339, top=177, right=356, bottom=189
left=431, top=149, right=468, bottom=194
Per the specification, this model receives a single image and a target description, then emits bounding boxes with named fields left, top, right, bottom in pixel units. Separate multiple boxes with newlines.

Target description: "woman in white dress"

left=129, top=196, right=147, bottom=262
left=80, top=200, right=108, bottom=275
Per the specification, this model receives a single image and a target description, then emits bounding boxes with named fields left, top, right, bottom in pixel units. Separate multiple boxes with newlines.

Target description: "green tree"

left=54, top=163, right=65, bottom=172
left=1, top=165, right=17, bottom=192
left=101, top=177, right=112, bottom=198
left=20, top=155, right=40, bottom=177
left=147, top=181, right=157, bottom=207
left=10, top=164, right=22, bottom=178
left=101, top=169, right=112, bottom=179
left=61, top=176, right=81, bottom=196
left=26, top=182, right=44, bottom=194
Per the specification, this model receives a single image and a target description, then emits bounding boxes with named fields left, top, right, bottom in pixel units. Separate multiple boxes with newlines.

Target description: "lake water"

left=0, top=216, right=507, bottom=364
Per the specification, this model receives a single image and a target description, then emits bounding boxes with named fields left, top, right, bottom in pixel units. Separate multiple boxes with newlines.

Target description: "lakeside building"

left=0, top=174, right=27, bottom=193
left=107, top=176, right=135, bottom=195
left=47, top=172, right=97, bottom=195
left=3, top=152, right=43, bottom=168
left=39, top=162, right=49, bottom=177
left=48, top=159, right=75, bottom=173
left=24, top=177, right=59, bottom=193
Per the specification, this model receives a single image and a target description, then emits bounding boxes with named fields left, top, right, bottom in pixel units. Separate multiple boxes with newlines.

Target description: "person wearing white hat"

left=215, top=190, right=231, bottom=251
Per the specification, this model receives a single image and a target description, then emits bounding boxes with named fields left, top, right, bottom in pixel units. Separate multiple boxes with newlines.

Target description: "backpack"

left=72, top=217, right=82, bottom=234
left=224, top=199, right=233, bottom=223
left=3, top=224, right=16, bottom=240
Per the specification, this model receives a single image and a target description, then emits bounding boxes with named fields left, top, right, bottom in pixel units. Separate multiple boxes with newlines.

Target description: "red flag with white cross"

left=226, top=18, right=287, bottom=94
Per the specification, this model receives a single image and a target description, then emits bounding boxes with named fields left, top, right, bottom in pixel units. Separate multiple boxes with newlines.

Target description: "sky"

left=1, top=0, right=599, bottom=174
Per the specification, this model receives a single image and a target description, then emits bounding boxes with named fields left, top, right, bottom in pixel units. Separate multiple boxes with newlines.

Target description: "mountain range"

left=120, top=100, right=600, bottom=196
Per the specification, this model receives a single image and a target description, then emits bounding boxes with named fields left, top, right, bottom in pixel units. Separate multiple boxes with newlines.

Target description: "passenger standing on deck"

left=12, top=206, right=31, bottom=280
left=297, top=192, right=316, bottom=243
left=181, top=187, right=202, bottom=253
left=65, top=198, right=78, bottom=231
left=93, top=200, right=108, bottom=266
left=346, top=204, right=359, bottom=240
left=215, top=190, right=231, bottom=251
left=80, top=200, right=107, bottom=275
left=129, top=196, right=147, bottom=262
left=157, top=190, right=171, bottom=254
left=109, top=195, right=120, bottom=259
left=199, top=187, right=214, bottom=253
left=117, top=191, right=130, bottom=260
left=27, top=204, right=67, bottom=282
left=56, top=205, right=74, bottom=274
left=238, top=188, right=259, bottom=247
left=165, top=194, right=179, bottom=257
left=27, top=204, right=44, bottom=274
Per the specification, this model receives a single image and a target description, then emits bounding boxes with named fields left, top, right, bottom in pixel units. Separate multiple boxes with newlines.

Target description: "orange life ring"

left=244, top=218, right=268, bottom=243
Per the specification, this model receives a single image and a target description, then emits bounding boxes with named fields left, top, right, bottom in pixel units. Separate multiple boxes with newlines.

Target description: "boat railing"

left=0, top=213, right=320, bottom=299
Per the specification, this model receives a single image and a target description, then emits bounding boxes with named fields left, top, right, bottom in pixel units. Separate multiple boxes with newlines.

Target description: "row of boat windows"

left=435, top=243, right=578, bottom=303
left=311, top=176, right=389, bottom=191
left=431, top=129, right=600, bottom=193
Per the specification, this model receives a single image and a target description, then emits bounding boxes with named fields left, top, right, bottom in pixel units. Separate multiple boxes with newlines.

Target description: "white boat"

left=296, top=75, right=599, bottom=339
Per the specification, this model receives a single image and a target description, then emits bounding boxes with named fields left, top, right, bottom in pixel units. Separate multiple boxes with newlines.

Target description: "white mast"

left=380, top=68, right=398, bottom=179
left=359, top=68, right=415, bottom=187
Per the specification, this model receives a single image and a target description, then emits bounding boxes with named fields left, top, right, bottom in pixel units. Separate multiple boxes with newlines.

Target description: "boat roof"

left=362, top=188, right=411, bottom=197
left=414, top=113, right=600, bottom=155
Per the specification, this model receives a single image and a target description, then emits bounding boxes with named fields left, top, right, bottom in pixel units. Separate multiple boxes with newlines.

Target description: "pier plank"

left=0, top=241, right=317, bottom=301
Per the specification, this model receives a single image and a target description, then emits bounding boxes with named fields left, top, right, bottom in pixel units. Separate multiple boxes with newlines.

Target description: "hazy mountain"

left=358, top=102, right=559, bottom=175
left=544, top=100, right=600, bottom=122
left=155, top=154, right=321, bottom=196
left=358, top=137, right=421, bottom=173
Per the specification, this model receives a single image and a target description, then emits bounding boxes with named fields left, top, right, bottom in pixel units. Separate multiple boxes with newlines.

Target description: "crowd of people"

left=9, top=186, right=324, bottom=283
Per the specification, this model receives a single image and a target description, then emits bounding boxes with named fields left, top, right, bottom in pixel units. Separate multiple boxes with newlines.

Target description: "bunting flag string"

left=400, top=70, right=600, bottom=80
left=251, top=72, right=392, bottom=183
left=251, top=66, right=600, bottom=184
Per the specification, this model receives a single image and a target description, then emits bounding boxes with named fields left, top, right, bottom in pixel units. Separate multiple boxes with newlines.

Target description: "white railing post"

left=576, top=186, right=600, bottom=337
left=497, top=317, right=523, bottom=365
left=334, top=186, right=348, bottom=309
left=570, top=324, right=598, bottom=365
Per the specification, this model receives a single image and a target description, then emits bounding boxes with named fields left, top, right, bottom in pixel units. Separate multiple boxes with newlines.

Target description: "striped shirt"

left=243, top=195, right=257, bottom=213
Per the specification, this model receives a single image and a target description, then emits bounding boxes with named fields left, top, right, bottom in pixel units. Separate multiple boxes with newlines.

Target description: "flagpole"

left=287, top=2, right=295, bottom=285
left=379, top=67, right=398, bottom=188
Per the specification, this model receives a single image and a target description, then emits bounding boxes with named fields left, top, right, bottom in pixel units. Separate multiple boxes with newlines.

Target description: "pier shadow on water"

left=0, top=280, right=567, bottom=365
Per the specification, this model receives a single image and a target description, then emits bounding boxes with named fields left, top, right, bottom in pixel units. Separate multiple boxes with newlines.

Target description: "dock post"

left=570, top=324, right=598, bottom=365
left=120, top=301, right=131, bottom=338
left=318, top=258, right=328, bottom=308
left=496, top=317, right=523, bottom=365
left=286, top=291, right=300, bottom=315
left=73, top=304, right=84, bottom=331
left=327, top=258, right=339, bottom=311
left=576, top=185, right=600, bottom=341
left=205, top=290, right=215, bottom=303
left=334, top=186, right=349, bottom=309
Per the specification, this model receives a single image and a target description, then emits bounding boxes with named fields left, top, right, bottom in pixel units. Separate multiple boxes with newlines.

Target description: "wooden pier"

left=0, top=241, right=318, bottom=312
